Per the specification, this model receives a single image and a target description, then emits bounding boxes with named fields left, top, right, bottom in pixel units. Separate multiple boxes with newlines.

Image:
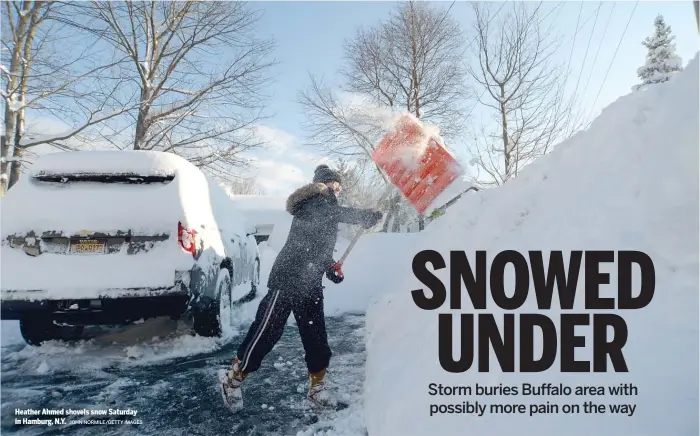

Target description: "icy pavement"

left=0, top=313, right=368, bottom=436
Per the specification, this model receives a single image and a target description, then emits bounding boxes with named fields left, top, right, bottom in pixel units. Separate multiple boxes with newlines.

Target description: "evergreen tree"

left=634, top=15, right=683, bottom=91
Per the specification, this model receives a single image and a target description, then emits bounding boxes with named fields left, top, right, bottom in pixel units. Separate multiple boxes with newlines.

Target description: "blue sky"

left=240, top=0, right=699, bottom=195
left=23, top=1, right=699, bottom=196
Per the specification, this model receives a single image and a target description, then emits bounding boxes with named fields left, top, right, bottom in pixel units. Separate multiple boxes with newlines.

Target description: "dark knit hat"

left=312, top=164, right=342, bottom=184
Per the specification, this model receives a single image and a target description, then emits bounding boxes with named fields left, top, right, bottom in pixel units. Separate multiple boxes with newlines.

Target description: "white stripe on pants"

left=240, top=289, right=281, bottom=372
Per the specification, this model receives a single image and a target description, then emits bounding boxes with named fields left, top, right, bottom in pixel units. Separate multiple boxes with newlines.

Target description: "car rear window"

left=32, top=172, right=175, bottom=184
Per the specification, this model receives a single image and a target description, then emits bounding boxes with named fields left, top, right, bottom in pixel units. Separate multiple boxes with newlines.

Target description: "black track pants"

left=236, top=288, right=331, bottom=374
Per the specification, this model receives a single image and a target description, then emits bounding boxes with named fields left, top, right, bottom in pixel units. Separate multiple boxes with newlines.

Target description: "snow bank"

left=364, top=55, right=699, bottom=436
left=323, top=232, right=419, bottom=316
left=423, top=176, right=481, bottom=217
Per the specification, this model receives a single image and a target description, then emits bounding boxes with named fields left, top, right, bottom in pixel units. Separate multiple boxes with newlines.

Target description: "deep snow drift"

left=363, top=55, right=699, bottom=436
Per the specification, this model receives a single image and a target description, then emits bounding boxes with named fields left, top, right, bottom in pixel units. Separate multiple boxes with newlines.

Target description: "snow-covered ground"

left=0, top=220, right=392, bottom=436
left=363, top=55, right=699, bottom=436
left=2, top=52, right=697, bottom=436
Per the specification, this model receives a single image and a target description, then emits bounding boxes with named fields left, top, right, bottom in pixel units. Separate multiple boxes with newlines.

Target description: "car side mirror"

left=245, top=224, right=258, bottom=236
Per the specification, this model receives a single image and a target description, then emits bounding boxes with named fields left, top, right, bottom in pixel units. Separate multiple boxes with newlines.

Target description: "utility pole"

left=695, top=0, right=699, bottom=32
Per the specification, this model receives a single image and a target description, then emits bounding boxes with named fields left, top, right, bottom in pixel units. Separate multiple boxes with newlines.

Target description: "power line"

left=553, top=1, right=583, bottom=124
left=581, top=2, right=616, bottom=99
left=572, top=2, right=601, bottom=98
left=585, top=0, right=639, bottom=127
left=566, top=1, right=602, bottom=136
left=557, top=3, right=605, bottom=55
left=563, top=1, right=584, bottom=84
left=544, top=1, right=567, bottom=26
left=547, top=0, right=582, bottom=140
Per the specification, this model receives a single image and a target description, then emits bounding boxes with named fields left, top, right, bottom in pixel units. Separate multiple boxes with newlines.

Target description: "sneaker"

left=219, top=358, right=247, bottom=413
left=307, top=368, right=338, bottom=409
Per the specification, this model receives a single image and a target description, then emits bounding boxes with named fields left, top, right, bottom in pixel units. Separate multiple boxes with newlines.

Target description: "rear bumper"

left=1, top=279, right=190, bottom=325
left=1, top=286, right=189, bottom=325
left=0, top=283, right=187, bottom=302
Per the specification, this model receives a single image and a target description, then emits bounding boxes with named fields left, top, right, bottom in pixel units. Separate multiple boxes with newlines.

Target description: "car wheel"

left=237, top=258, right=259, bottom=305
left=19, top=317, right=84, bottom=346
left=192, top=268, right=231, bottom=338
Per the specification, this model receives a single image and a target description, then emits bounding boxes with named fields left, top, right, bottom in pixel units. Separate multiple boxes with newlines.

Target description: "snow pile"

left=423, top=176, right=481, bottom=217
left=324, top=232, right=420, bottom=315
left=364, top=54, right=699, bottom=436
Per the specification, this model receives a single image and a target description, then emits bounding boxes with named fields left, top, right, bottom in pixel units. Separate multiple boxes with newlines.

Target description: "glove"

left=325, top=262, right=344, bottom=284
left=362, top=210, right=384, bottom=229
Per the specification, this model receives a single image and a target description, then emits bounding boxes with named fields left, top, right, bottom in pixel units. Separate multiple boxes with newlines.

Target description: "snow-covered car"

left=0, top=150, right=261, bottom=345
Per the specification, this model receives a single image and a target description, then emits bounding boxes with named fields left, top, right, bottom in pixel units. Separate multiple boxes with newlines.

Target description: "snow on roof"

left=29, top=150, right=197, bottom=178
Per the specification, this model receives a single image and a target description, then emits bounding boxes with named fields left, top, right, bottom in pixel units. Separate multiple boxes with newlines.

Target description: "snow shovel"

left=333, top=113, right=463, bottom=270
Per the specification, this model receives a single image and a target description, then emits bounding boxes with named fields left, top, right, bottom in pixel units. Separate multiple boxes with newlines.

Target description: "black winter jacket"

left=266, top=182, right=379, bottom=292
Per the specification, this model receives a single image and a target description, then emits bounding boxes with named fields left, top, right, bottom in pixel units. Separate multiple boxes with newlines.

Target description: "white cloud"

left=250, top=124, right=296, bottom=152
left=287, top=149, right=331, bottom=167
left=249, top=158, right=307, bottom=195
left=243, top=123, right=337, bottom=195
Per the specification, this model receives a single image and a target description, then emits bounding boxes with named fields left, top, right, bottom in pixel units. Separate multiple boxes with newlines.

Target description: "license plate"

left=70, top=240, right=106, bottom=254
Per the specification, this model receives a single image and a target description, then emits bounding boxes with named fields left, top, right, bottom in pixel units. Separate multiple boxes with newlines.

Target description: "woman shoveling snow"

left=219, top=164, right=384, bottom=413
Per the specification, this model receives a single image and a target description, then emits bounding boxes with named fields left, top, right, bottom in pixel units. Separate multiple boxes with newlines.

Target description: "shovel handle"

left=336, top=184, right=395, bottom=265
left=337, top=231, right=363, bottom=265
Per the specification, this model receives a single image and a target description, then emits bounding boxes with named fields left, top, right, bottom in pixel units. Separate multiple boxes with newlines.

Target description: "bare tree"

left=334, top=158, right=387, bottom=238
left=1, top=0, right=133, bottom=195
left=466, top=2, right=577, bottom=186
left=298, top=76, right=391, bottom=163
left=335, top=157, right=383, bottom=208
left=348, top=1, right=468, bottom=138
left=58, top=1, right=276, bottom=182
left=298, top=1, right=467, bottom=231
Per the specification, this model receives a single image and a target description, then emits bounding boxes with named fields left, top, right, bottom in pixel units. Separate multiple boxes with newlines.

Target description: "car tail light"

left=178, top=221, right=197, bottom=255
